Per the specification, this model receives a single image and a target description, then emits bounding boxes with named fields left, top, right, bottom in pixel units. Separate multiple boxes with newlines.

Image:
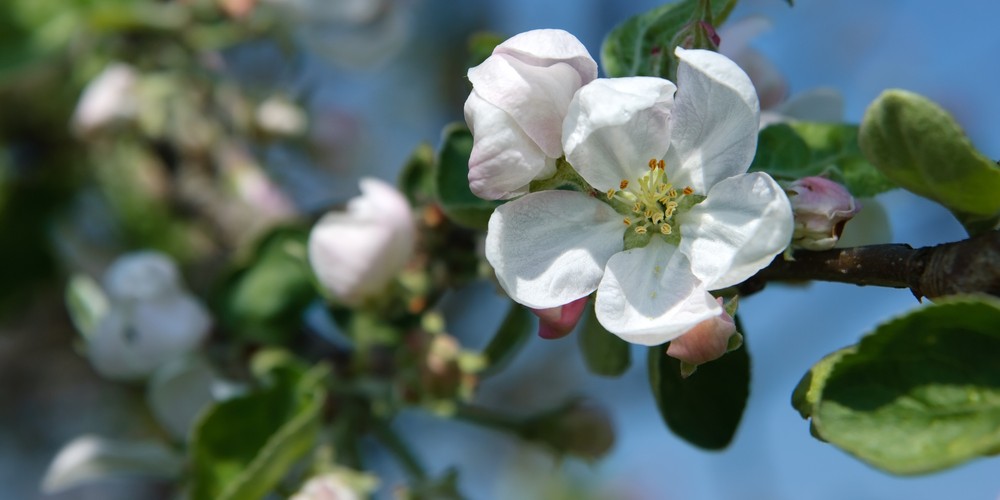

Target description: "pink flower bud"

left=531, top=296, right=589, bottom=339
left=666, top=297, right=737, bottom=368
left=787, top=176, right=861, bottom=251
left=308, top=178, right=416, bottom=306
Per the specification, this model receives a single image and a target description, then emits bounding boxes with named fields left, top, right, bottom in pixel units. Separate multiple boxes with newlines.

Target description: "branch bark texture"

left=740, top=230, right=1000, bottom=299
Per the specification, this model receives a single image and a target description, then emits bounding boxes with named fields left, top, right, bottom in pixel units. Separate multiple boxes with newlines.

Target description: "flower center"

left=605, top=158, right=696, bottom=238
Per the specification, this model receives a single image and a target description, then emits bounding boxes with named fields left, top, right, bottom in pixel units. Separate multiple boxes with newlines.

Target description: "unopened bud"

left=666, top=297, right=737, bottom=375
left=291, top=471, right=374, bottom=500
left=308, top=178, right=416, bottom=307
left=523, top=399, right=614, bottom=462
left=787, top=176, right=860, bottom=251
left=531, top=296, right=588, bottom=339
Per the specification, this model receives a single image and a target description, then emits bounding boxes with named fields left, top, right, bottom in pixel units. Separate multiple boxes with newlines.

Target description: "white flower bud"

left=290, top=472, right=364, bottom=500
left=308, top=178, right=416, bottom=306
left=71, top=63, right=139, bottom=136
left=787, top=176, right=861, bottom=251
left=666, top=297, right=738, bottom=372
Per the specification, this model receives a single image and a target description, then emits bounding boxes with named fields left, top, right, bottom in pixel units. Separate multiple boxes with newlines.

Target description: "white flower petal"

left=595, top=238, right=720, bottom=346
left=469, top=51, right=586, bottom=158
left=464, top=92, right=555, bottom=199
left=679, top=172, right=793, bottom=290
left=563, top=77, right=676, bottom=192
left=666, top=47, right=760, bottom=193
left=492, top=29, right=598, bottom=82
left=485, top=191, right=623, bottom=309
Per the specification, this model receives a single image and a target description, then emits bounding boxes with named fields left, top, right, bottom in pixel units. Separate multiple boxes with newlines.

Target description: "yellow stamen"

left=619, top=179, right=629, bottom=190
left=606, top=188, right=616, bottom=200
left=623, top=217, right=632, bottom=226
left=660, top=223, right=672, bottom=235
left=635, top=225, right=648, bottom=234
left=683, top=186, right=694, bottom=196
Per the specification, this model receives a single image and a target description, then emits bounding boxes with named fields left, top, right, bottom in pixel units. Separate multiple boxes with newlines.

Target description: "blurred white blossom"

left=71, top=63, right=139, bottom=136
left=308, top=177, right=416, bottom=306
left=84, top=251, right=211, bottom=381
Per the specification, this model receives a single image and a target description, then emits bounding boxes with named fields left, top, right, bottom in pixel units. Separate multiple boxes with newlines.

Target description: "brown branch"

left=739, top=230, right=1000, bottom=299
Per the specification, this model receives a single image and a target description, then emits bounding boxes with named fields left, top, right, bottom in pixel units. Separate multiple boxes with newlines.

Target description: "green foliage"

left=578, top=304, right=631, bottom=377
left=398, top=143, right=436, bottom=206
left=189, top=358, right=328, bottom=500
left=467, top=32, right=504, bottom=69
left=794, top=295, right=1000, bottom=475
left=215, top=226, right=316, bottom=345
left=751, top=122, right=896, bottom=198
left=64, top=274, right=109, bottom=340
left=860, top=90, right=1000, bottom=232
left=434, top=123, right=500, bottom=229
left=481, top=302, right=533, bottom=377
left=647, top=332, right=750, bottom=449
left=601, top=0, right=737, bottom=80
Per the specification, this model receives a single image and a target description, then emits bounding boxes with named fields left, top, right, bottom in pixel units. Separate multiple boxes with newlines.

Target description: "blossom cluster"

left=465, top=30, right=794, bottom=349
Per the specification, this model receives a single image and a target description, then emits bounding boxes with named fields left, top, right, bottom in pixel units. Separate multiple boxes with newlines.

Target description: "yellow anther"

left=635, top=225, right=648, bottom=234
left=683, top=186, right=694, bottom=196
left=632, top=202, right=642, bottom=214
left=644, top=208, right=655, bottom=219
left=620, top=179, right=629, bottom=190
left=668, top=188, right=677, bottom=198
left=606, top=188, right=616, bottom=200
left=651, top=211, right=664, bottom=224
left=623, top=217, right=632, bottom=226
left=660, top=223, right=672, bottom=235
left=664, top=207, right=675, bottom=218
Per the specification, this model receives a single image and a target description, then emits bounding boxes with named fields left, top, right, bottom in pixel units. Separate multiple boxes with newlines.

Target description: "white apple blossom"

left=87, top=251, right=211, bottom=381
left=308, top=177, right=415, bottom=306
left=465, top=29, right=598, bottom=200
left=71, top=63, right=139, bottom=136
left=484, top=47, right=793, bottom=346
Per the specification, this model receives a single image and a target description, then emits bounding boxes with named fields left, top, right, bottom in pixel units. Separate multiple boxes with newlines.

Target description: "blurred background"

left=1, top=0, right=999, bottom=498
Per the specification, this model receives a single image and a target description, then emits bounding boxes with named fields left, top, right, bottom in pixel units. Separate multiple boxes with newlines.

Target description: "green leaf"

left=467, top=31, right=505, bottom=69
left=189, top=363, right=327, bottom=500
left=65, top=274, right=109, bottom=340
left=859, top=90, right=1000, bottom=219
left=434, top=123, right=500, bottom=229
left=214, top=226, right=317, bottom=345
left=601, top=0, right=737, bottom=79
left=398, top=143, right=436, bottom=206
left=798, top=295, right=1000, bottom=475
left=578, top=304, right=630, bottom=377
left=648, top=332, right=750, bottom=449
left=751, top=122, right=896, bottom=197
left=481, top=302, right=533, bottom=377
